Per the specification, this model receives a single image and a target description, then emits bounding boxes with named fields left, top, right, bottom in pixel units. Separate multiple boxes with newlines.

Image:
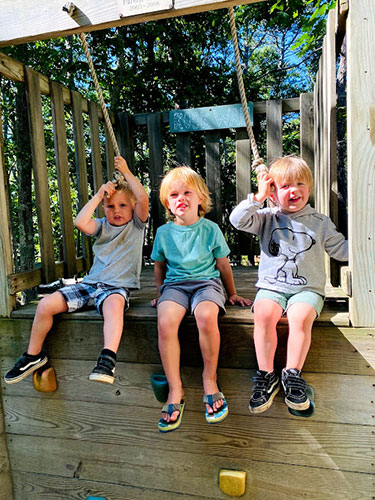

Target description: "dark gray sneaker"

left=281, top=368, right=310, bottom=410
left=249, top=370, right=280, bottom=414
left=4, top=352, right=48, bottom=384
left=89, top=353, right=116, bottom=384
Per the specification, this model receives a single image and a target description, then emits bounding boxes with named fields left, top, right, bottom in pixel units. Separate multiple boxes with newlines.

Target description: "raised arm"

left=75, top=181, right=116, bottom=235
left=114, top=156, right=149, bottom=222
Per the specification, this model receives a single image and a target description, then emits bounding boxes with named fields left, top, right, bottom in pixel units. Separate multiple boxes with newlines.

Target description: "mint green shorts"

left=254, top=289, right=324, bottom=318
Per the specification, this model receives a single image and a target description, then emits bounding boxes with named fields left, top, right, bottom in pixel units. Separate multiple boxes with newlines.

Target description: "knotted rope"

left=228, top=7, right=267, bottom=174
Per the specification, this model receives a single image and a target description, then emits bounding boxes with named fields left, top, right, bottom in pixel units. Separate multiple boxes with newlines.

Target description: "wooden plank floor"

left=1, top=266, right=375, bottom=499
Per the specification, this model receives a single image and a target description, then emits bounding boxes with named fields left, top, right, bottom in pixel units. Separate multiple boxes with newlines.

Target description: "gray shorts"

left=59, top=282, right=130, bottom=314
left=158, top=278, right=226, bottom=315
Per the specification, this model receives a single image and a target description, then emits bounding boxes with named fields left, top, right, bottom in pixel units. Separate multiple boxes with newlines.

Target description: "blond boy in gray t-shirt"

left=4, top=156, right=148, bottom=386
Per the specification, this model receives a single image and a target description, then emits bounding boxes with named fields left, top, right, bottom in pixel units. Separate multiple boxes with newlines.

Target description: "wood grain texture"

left=347, top=0, right=375, bottom=326
left=0, top=0, right=267, bottom=47
left=6, top=434, right=375, bottom=499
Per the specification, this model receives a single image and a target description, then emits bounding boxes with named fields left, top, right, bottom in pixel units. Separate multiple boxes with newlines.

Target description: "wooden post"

left=176, top=134, right=192, bottom=167
left=235, top=128, right=254, bottom=264
left=50, top=80, right=76, bottom=277
left=300, top=92, right=315, bottom=205
left=205, top=131, right=221, bottom=225
left=347, top=0, right=375, bottom=326
left=88, top=101, right=104, bottom=218
left=147, top=112, right=164, bottom=236
left=25, top=66, right=56, bottom=284
left=266, top=99, right=282, bottom=164
left=0, top=107, right=16, bottom=317
left=105, top=120, right=115, bottom=180
left=115, top=112, right=135, bottom=172
left=71, top=90, right=92, bottom=271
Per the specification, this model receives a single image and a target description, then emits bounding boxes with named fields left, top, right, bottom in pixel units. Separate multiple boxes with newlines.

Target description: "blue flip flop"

left=158, top=400, right=185, bottom=432
left=203, top=392, right=228, bottom=424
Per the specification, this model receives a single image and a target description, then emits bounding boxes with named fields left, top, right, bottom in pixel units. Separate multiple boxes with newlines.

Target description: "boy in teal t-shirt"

left=151, top=166, right=251, bottom=432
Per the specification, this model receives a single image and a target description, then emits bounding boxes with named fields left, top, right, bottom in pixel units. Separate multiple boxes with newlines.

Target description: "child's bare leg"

left=194, top=301, right=221, bottom=413
left=253, top=299, right=283, bottom=372
left=102, top=294, right=126, bottom=353
left=158, top=300, right=186, bottom=422
left=28, top=291, right=68, bottom=355
left=285, top=303, right=316, bottom=370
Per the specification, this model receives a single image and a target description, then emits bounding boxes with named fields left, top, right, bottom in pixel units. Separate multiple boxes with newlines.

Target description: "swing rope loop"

left=228, top=7, right=267, bottom=174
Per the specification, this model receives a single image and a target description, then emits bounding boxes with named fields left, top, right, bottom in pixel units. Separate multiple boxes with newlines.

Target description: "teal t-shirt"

left=151, top=217, right=230, bottom=283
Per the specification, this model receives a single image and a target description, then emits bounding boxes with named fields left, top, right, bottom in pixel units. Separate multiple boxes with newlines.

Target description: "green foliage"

left=1, top=1, right=333, bottom=278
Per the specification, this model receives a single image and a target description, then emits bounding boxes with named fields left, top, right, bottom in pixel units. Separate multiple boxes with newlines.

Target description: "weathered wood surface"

left=1, top=359, right=374, bottom=426
left=0, top=0, right=267, bottom=47
left=0, top=398, right=13, bottom=500
left=0, top=108, right=16, bottom=317
left=266, top=99, right=282, bottom=164
left=12, top=471, right=190, bottom=500
left=347, top=0, right=375, bottom=326
left=147, top=113, right=165, bottom=236
left=25, top=67, right=56, bottom=284
left=300, top=92, right=314, bottom=204
left=51, top=80, right=77, bottom=277
left=5, top=433, right=375, bottom=499
left=205, top=130, right=222, bottom=223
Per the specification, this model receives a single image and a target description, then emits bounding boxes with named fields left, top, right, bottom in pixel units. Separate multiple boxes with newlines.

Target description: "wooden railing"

left=0, top=49, right=314, bottom=317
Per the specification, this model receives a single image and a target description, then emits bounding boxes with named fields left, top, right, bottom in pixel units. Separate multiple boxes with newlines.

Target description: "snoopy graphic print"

left=265, top=228, right=316, bottom=286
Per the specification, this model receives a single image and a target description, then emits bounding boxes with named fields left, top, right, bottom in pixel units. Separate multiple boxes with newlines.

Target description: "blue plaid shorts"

left=59, top=282, right=129, bottom=314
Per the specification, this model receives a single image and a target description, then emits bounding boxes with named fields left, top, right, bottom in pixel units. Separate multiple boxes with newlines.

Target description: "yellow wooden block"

left=219, top=469, right=246, bottom=497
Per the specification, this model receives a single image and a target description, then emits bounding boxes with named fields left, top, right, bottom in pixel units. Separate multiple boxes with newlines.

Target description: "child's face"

left=273, top=178, right=311, bottom=213
left=103, top=190, right=134, bottom=226
left=167, top=180, right=202, bottom=225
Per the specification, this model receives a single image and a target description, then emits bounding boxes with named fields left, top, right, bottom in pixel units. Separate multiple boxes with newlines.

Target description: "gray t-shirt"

left=230, top=194, right=348, bottom=296
left=82, top=213, right=146, bottom=289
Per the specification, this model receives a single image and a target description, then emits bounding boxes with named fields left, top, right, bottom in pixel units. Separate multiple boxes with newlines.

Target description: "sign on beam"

left=170, top=104, right=253, bottom=133
left=118, top=0, right=173, bottom=17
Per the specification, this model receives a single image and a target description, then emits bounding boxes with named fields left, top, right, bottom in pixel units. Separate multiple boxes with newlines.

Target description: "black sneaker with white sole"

left=89, top=352, right=116, bottom=384
left=281, top=368, right=310, bottom=410
left=4, top=352, right=48, bottom=384
left=249, top=370, right=280, bottom=414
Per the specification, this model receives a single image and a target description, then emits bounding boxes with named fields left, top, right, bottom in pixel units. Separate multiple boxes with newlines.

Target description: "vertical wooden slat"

left=205, top=130, right=221, bottom=224
left=347, top=0, right=375, bottom=326
left=176, top=133, right=192, bottom=166
left=235, top=128, right=251, bottom=202
left=327, top=10, right=340, bottom=285
left=50, top=80, right=76, bottom=277
left=88, top=101, right=104, bottom=217
left=105, top=121, right=115, bottom=181
left=116, top=112, right=135, bottom=172
left=0, top=107, right=16, bottom=317
left=266, top=100, right=282, bottom=164
left=25, top=66, right=56, bottom=283
left=147, top=112, right=164, bottom=236
left=236, top=128, right=255, bottom=264
left=300, top=92, right=315, bottom=205
left=71, top=90, right=92, bottom=271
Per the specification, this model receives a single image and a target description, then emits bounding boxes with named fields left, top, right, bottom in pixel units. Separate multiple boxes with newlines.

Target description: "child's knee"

left=37, top=292, right=67, bottom=315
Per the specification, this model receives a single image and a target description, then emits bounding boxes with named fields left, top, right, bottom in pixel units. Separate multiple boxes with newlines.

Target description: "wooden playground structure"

left=0, top=0, right=374, bottom=498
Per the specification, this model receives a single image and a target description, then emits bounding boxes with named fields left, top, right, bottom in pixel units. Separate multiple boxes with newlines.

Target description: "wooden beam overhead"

left=0, top=0, right=266, bottom=47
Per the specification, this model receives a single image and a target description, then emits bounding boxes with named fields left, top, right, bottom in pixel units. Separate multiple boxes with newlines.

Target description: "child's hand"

left=254, top=172, right=274, bottom=203
left=97, top=181, right=116, bottom=200
left=150, top=296, right=160, bottom=307
left=114, top=156, right=130, bottom=175
left=228, top=294, right=252, bottom=307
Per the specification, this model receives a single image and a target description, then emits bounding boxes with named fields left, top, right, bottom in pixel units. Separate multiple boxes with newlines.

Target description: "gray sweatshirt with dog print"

left=230, top=194, right=348, bottom=297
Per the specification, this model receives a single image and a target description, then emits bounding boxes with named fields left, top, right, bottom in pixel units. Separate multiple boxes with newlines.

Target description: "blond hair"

left=159, top=166, right=212, bottom=218
left=269, top=156, right=314, bottom=190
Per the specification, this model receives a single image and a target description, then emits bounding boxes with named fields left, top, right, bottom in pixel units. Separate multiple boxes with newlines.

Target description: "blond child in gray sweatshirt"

left=230, top=156, right=348, bottom=414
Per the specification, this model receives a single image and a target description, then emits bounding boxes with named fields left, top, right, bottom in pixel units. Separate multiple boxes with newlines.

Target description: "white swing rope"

left=228, top=7, right=267, bottom=174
